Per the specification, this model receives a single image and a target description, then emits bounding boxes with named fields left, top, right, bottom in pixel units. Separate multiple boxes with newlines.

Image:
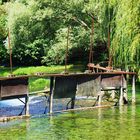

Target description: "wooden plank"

left=54, top=105, right=112, bottom=113
left=0, top=78, right=28, bottom=99
left=87, top=63, right=112, bottom=71
left=54, top=76, right=77, bottom=99
left=76, top=74, right=101, bottom=97
left=101, top=75, right=122, bottom=89
left=29, top=90, right=49, bottom=95
left=0, top=71, right=136, bottom=81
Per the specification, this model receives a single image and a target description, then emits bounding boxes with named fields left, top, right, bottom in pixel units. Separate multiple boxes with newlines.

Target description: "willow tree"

left=112, top=0, right=140, bottom=72
left=97, top=0, right=139, bottom=79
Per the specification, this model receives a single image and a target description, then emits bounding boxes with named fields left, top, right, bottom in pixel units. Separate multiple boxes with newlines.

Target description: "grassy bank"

left=0, top=65, right=85, bottom=92
left=0, top=65, right=85, bottom=76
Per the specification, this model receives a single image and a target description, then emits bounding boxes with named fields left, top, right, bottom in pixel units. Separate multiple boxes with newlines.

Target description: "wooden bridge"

left=0, top=71, right=136, bottom=116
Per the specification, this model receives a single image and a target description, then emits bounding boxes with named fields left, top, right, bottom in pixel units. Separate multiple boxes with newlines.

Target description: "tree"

left=111, top=0, right=140, bottom=72
left=0, top=4, right=8, bottom=65
left=0, top=0, right=139, bottom=81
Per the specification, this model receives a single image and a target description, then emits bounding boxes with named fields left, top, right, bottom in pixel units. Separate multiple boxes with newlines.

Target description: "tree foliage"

left=0, top=0, right=139, bottom=77
left=112, top=0, right=140, bottom=71
left=0, top=4, right=8, bottom=65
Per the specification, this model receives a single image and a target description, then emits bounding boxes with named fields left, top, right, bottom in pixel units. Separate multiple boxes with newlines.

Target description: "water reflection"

left=97, top=108, right=102, bottom=121
left=131, top=105, right=136, bottom=117
left=1, top=105, right=140, bottom=140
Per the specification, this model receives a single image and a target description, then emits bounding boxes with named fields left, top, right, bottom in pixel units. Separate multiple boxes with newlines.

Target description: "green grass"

left=29, top=78, right=50, bottom=92
left=0, top=65, right=85, bottom=76
left=0, top=65, right=85, bottom=92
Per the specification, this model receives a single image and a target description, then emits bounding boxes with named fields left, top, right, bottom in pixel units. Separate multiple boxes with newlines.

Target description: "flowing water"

left=0, top=105, right=140, bottom=140
left=0, top=85, right=140, bottom=140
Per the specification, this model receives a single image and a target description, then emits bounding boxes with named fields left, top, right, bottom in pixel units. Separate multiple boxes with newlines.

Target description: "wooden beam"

left=49, top=77, right=54, bottom=114
left=29, top=90, right=49, bottom=95
left=0, top=71, right=136, bottom=81
left=87, top=63, right=113, bottom=71
left=71, top=97, right=75, bottom=109
left=123, top=75, right=128, bottom=104
left=25, top=94, right=29, bottom=116
left=119, top=75, right=124, bottom=105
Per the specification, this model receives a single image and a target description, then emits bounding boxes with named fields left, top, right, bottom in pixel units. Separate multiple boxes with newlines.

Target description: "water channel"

left=0, top=85, right=140, bottom=140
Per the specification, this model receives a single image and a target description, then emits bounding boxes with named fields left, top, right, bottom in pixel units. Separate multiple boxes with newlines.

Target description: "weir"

left=48, top=72, right=135, bottom=113
left=0, top=71, right=136, bottom=117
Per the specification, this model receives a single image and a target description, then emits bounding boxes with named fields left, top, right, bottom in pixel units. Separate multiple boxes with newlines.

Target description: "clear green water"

left=0, top=105, right=140, bottom=140
left=0, top=84, right=140, bottom=140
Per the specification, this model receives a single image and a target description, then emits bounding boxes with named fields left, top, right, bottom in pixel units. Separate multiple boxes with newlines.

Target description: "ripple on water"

left=0, top=105, right=140, bottom=140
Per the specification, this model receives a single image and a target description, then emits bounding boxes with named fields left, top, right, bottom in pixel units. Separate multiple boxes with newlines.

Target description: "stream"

left=0, top=86, right=140, bottom=140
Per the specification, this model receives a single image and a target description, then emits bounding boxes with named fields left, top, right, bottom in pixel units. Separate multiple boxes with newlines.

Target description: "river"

left=0, top=85, right=140, bottom=140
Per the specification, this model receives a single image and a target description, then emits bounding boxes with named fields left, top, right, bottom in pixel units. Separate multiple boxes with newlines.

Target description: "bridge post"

left=123, top=75, right=128, bottom=104
left=123, top=89, right=128, bottom=104
left=71, top=97, right=75, bottom=109
left=119, top=75, right=124, bottom=105
left=98, top=75, right=102, bottom=106
left=132, top=75, right=136, bottom=104
left=111, top=90, right=115, bottom=100
left=49, top=77, right=54, bottom=114
left=25, top=94, right=29, bottom=116
left=98, top=92, right=103, bottom=106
